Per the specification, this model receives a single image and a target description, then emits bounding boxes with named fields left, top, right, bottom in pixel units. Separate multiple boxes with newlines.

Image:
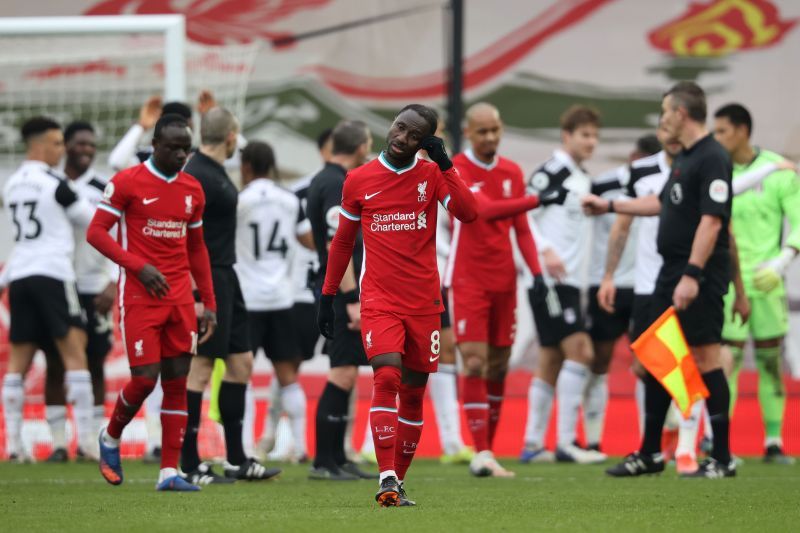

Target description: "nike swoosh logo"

left=142, top=197, right=159, bottom=205
left=429, top=355, right=440, bottom=363
left=378, top=435, right=394, bottom=440
left=364, top=191, right=382, bottom=200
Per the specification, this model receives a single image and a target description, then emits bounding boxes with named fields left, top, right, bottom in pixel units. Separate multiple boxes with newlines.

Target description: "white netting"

left=0, top=32, right=259, bottom=174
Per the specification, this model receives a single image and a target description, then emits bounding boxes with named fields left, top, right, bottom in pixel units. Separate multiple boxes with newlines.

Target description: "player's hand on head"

left=317, top=294, right=335, bottom=339
left=93, top=282, right=117, bottom=315
left=139, top=95, right=162, bottom=130
left=542, top=249, right=566, bottom=282
left=580, top=193, right=608, bottom=215
left=198, top=310, right=217, bottom=344
left=196, top=90, right=217, bottom=115
left=138, top=264, right=170, bottom=299
left=672, top=275, right=699, bottom=311
left=420, top=136, right=453, bottom=171
left=597, top=276, right=616, bottom=314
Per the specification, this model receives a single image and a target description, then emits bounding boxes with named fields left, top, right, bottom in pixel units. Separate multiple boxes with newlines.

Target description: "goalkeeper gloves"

left=753, top=247, right=796, bottom=293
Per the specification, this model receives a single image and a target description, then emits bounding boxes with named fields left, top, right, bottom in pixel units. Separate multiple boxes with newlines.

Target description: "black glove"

left=317, top=294, right=335, bottom=339
left=530, top=274, right=549, bottom=307
left=539, top=187, right=569, bottom=207
left=420, top=136, right=453, bottom=171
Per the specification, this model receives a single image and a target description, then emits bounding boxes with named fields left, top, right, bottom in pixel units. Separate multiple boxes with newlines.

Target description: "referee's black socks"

left=181, top=389, right=204, bottom=473
left=701, top=368, right=732, bottom=464
left=219, top=381, right=248, bottom=466
left=313, top=381, right=350, bottom=470
left=640, top=372, right=672, bottom=456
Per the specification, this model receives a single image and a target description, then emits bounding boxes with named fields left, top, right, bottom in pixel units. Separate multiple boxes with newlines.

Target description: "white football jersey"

left=289, top=174, right=319, bottom=305
left=235, top=178, right=311, bottom=311
left=588, top=165, right=637, bottom=288
left=71, top=169, right=117, bottom=294
left=527, top=149, right=592, bottom=289
left=3, top=160, right=94, bottom=283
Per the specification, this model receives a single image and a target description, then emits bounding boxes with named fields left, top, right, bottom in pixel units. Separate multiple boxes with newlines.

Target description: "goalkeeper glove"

left=753, top=247, right=796, bottom=292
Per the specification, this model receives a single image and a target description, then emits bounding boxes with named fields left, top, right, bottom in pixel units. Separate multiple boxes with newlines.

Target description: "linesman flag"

left=630, top=306, right=709, bottom=418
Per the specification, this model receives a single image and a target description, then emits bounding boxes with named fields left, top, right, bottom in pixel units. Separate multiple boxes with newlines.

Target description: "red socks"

left=160, top=376, right=188, bottom=470
left=462, top=376, right=490, bottom=452
left=395, top=383, right=425, bottom=481
left=487, top=379, right=505, bottom=448
left=370, top=366, right=401, bottom=475
left=107, top=375, right=157, bottom=439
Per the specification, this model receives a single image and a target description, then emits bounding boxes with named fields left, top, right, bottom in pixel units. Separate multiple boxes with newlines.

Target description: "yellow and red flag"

left=631, top=306, right=709, bottom=418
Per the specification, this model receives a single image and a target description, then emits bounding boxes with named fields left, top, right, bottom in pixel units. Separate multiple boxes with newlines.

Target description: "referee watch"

left=683, top=263, right=704, bottom=282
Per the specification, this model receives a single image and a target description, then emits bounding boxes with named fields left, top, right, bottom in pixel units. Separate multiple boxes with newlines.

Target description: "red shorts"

left=120, top=303, right=197, bottom=367
left=360, top=308, right=441, bottom=374
left=450, top=284, right=516, bottom=347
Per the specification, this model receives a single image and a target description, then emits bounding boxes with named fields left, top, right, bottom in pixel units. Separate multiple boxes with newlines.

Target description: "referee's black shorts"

left=328, top=294, right=368, bottom=367
left=650, top=256, right=729, bottom=346
left=8, top=275, right=85, bottom=343
left=198, top=266, right=251, bottom=358
left=587, top=285, right=634, bottom=342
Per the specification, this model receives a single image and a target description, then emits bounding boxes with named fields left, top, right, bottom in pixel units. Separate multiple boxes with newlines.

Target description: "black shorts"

left=440, top=287, right=451, bottom=329
left=79, top=293, right=114, bottom=362
left=327, top=294, right=368, bottom=367
left=529, top=284, right=585, bottom=348
left=587, top=286, right=634, bottom=342
left=291, top=302, right=319, bottom=360
left=8, top=276, right=85, bottom=343
left=249, top=309, right=300, bottom=362
left=630, top=294, right=655, bottom=342
left=651, top=257, right=729, bottom=346
left=198, top=266, right=251, bottom=358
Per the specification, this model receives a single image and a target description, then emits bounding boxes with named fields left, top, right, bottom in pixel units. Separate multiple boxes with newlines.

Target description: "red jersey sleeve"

left=339, top=171, right=362, bottom=223
left=437, top=167, right=477, bottom=222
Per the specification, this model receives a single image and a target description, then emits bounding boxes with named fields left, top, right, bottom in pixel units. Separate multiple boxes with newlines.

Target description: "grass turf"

left=0, top=458, right=797, bottom=532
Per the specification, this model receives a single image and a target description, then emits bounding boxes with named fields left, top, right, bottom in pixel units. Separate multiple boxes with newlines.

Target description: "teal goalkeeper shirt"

left=731, top=148, right=800, bottom=296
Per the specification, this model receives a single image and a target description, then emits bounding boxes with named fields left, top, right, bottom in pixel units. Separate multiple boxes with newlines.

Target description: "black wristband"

left=684, top=263, right=703, bottom=281
left=608, top=200, right=615, bottom=213
left=192, top=289, right=202, bottom=302
left=340, top=289, right=359, bottom=304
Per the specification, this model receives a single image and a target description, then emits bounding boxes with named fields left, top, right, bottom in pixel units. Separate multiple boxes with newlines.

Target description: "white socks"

left=243, top=383, right=255, bottom=456
left=524, top=377, right=554, bottom=449
left=93, top=405, right=106, bottom=434
left=556, top=360, right=590, bottom=448
left=379, top=469, right=397, bottom=483
left=65, top=370, right=94, bottom=447
left=158, top=467, right=178, bottom=484
left=635, top=378, right=646, bottom=436
left=263, top=378, right=282, bottom=445
left=676, top=400, right=704, bottom=457
left=582, top=372, right=608, bottom=447
left=101, top=427, right=120, bottom=448
left=2, top=373, right=24, bottom=455
left=46, top=405, right=68, bottom=449
left=280, top=382, right=307, bottom=456
left=143, top=376, right=162, bottom=451
left=429, top=363, right=465, bottom=455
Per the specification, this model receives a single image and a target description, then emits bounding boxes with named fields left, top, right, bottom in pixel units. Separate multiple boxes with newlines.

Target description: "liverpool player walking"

left=318, top=105, right=477, bottom=506
left=87, top=114, right=217, bottom=491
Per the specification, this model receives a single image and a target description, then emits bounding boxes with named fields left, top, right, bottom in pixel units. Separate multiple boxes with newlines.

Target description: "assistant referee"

left=606, top=82, right=736, bottom=479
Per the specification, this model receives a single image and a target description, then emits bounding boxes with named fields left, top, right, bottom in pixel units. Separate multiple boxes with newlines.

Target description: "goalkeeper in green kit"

left=713, top=103, right=800, bottom=463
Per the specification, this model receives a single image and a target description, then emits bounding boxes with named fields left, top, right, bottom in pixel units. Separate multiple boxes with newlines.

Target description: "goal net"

left=0, top=15, right=259, bottom=176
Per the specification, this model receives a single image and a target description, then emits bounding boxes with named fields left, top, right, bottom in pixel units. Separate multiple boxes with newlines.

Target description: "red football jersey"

left=340, top=154, right=452, bottom=316
left=97, top=159, right=206, bottom=306
left=445, top=150, right=526, bottom=291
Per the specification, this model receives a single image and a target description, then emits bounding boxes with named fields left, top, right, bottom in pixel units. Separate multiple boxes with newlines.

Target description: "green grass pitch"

left=0, top=459, right=797, bottom=532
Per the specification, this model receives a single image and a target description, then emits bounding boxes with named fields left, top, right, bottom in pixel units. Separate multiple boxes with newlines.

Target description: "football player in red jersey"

left=87, top=114, right=217, bottom=491
left=318, top=104, right=478, bottom=507
left=445, top=103, right=547, bottom=477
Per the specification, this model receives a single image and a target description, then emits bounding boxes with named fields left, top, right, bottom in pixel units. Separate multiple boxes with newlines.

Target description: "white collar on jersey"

left=464, top=148, right=498, bottom=171
left=145, top=158, right=178, bottom=183
left=21, top=159, right=52, bottom=172
left=378, top=151, right=419, bottom=174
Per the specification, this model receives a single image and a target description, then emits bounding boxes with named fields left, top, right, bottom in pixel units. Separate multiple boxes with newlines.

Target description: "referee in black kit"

left=180, top=107, right=280, bottom=483
left=599, top=82, right=737, bottom=478
left=306, top=120, right=376, bottom=480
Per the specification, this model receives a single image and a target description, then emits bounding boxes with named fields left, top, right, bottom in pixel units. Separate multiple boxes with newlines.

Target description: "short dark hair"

left=64, top=120, right=95, bottom=143
left=154, top=113, right=189, bottom=140
left=636, top=133, right=661, bottom=156
left=241, top=141, right=276, bottom=177
left=664, top=81, right=706, bottom=122
left=714, top=103, right=752, bottom=137
left=560, top=105, right=600, bottom=133
left=161, top=101, right=192, bottom=120
left=398, top=104, right=439, bottom=136
left=331, top=120, right=370, bottom=155
left=316, top=128, right=333, bottom=151
left=21, top=116, right=61, bottom=143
